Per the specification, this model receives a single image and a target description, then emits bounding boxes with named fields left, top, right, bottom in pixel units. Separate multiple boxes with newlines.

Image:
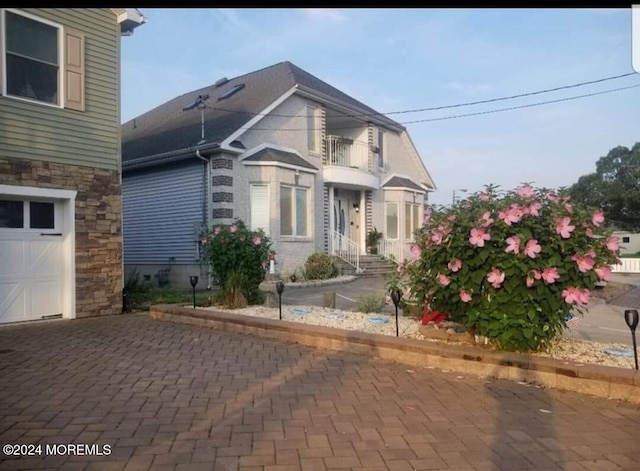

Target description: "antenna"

left=182, top=94, right=210, bottom=144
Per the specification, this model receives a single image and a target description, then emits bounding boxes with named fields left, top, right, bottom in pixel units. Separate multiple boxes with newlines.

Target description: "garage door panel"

left=0, top=283, right=27, bottom=324
left=0, top=240, right=25, bottom=275
left=28, top=240, right=63, bottom=276
left=31, top=281, right=62, bottom=317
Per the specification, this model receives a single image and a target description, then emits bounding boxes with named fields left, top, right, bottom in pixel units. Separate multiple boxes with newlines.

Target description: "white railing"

left=330, top=230, right=360, bottom=271
left=378, top=240, right=415, bottom=265
left=325, top=135, right=369, bottom=171
left=612, top=258, right=640, bottom=273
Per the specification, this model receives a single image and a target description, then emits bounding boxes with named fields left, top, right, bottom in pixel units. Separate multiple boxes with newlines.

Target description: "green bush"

left=222, top=270, right=248, bottom=309
left=201, top=219, right=272, bottom=305
left=355, top=292, right=385, bottom=313
left=304, top=253, right=338, bottom=280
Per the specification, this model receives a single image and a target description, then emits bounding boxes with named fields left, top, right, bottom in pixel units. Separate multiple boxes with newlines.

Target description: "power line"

left=203, top=72, right=637, bottom=120
left=243, top=82, right=640, bottom=132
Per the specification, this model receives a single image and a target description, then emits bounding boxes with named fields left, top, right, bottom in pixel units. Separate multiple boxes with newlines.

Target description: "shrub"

left=201, top=219, right=272, bottom=305
left=124, top=268, right=151, bottom=310
left=355, top=292, right=385, bottom=313
left=304, top=253, right=338, bottom=280
left=405, top=184, right=620, bottom=352
left=222, top=270, right=248, bottom=309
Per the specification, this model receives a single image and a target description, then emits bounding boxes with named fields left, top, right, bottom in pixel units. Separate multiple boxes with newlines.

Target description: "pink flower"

left=606, top=236, right=619, bottom=253
left=524, top=239, right=542, bottom=259
left=200, top=238, right=208, bottom=245
left=459, top=289, right=473, bottom=303
left=478, top=191, right=490, bottom=201
left=590, top=211, right=604, bottom=227
left=448, top=214, right=457, bottom=222
left=505, top=236, right=521, bottom=254
left=486, top=268, right=505, bottom=289
left=585, top=227, right=594, bottom=238
left=448, top=258, right=462, bottom=272
left=431, top=231, right=444, bottom=245
left=499, top=205, right=523, bottom=226
left=547, top=192, right=559, bottom=203
left=229, top=224, right=238, bottom=234
left=516, top=184, right=536, bottom=199
left=526, top=270, right=541, bottom=288
left=252, top=235, right=262, bottom=246
left=555, top=217, right=575, bottom=239
left=410, top=244, right=421, bottom=259
left=437, top=273, right=451, bottom=286
left=595, top=266, right=612, bottom=282
left=564, top=203, right=574, bottom=214
left=526, top=276, right=535, bottom=288
left=562, top=287, right=591, bottom=305
left=571, top=254, right=595, bottom=273
left=528, top=201, right=542, bottom=217
left=214, top=226, right=221, bottom=235
left=480, top=211, right=494, bottom=228
left=469, top=228, right=491, bottom=248
left=541, top=267, right=560, bottom=284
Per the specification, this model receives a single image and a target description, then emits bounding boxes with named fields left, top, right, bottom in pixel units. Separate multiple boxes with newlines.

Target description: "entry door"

left=0, top=199, right=63, bottom=324
left=333, top=197, right=349, bottom=238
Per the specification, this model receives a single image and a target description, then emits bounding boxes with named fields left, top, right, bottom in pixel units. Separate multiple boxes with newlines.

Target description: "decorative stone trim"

left=212, top=208, right=233, bottom=219
left=211, top=158, right=233, bottom=170
left=212, top=175, right=233, bottom=187
left=212, top=192, right=233, bottom=203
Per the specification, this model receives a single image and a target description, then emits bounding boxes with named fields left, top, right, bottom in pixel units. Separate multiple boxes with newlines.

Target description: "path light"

left=624, top=309, right=639, bottom=370
left=276, top=281, right=285, bottom=320
left=390, top=288, right=403, bottom=337
left=189, top=276, right=199, bottom=309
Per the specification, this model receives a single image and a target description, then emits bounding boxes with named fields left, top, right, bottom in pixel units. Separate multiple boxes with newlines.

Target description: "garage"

left=0, top=185, right=76, bottom=324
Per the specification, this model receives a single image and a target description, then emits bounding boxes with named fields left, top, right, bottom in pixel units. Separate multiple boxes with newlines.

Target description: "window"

left=280, top=186, right=308, bottom=236
left=2, top=9, right=85, bottom=111
left=0, top=200, right=55, bottom=229
left=405, top=203, right=421, bottom=240
left=307, top=105, right=320, bottom=152
left=250, top=184, right=269, bottom=235
left=377, top=129, right=385, bottom=168
left=623, top=236, right=630, bottom=243
left=385, top=203, right=398, bottom=240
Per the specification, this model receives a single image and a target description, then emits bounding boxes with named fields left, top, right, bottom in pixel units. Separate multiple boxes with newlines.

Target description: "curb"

left=149, top=304, right=640, bottom=404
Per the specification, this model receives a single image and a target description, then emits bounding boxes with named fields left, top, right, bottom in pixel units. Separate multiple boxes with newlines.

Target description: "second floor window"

left=5, top=10, right=60, bottom=105
left=307, top=105, right=320, bottom=153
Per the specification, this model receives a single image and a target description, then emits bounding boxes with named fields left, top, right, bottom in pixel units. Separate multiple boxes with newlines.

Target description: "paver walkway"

left=0, top=314, right=639, bottom=471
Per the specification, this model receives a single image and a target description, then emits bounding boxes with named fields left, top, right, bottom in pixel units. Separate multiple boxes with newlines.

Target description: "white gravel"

left=201, top=304, right=636, bottom=370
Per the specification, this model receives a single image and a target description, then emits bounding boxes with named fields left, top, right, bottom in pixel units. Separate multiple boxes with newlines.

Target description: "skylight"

left=218, top=84, right=245, bottom=100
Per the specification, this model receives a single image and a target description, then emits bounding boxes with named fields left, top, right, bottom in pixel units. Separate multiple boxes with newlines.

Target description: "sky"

left=120, top=8, right=640, bottom=207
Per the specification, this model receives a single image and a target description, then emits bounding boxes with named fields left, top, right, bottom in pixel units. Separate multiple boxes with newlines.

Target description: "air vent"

left=218, top=83, right=245, bottom=101
left=214, top=77, right=229, bottom=87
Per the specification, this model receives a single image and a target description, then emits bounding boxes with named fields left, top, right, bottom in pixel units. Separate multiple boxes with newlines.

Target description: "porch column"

left=360, top=190, right=366, bottom=254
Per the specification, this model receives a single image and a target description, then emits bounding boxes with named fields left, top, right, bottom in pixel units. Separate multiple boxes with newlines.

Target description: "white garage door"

left=0, top=199, right=64, bottom=324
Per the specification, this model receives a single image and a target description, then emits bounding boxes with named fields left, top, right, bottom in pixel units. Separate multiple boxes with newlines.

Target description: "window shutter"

left=250, top=185, right=270, bottom=235
left=64, top=28, right=85, bottom=111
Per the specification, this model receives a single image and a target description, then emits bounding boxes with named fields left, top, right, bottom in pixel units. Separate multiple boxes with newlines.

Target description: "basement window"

left=218, top=83, right=245, bottom=100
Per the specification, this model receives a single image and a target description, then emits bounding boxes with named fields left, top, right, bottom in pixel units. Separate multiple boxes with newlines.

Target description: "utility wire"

left=243, top=82, right=640, bottom=132
left=203, top=72, right=637, bottom=120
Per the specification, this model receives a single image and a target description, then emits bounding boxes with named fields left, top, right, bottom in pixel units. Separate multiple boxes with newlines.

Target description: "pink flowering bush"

left=201, top=219, right=272, bottom=304
left=406, top=184, right=620, bottom=351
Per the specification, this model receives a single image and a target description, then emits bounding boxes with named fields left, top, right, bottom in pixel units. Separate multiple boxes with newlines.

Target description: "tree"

left=568, top=143, right=640, bottom=231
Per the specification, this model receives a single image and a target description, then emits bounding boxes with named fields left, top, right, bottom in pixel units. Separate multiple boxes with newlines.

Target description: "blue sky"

left=120, top=8, right=640, bottom=207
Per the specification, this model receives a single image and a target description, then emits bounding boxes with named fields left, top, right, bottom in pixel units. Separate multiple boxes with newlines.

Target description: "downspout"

left=195, top=149, right=212, bottom=289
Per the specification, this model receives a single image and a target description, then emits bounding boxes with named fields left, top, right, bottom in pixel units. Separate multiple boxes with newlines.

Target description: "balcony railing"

left=325, top=135, right=369, bottom=171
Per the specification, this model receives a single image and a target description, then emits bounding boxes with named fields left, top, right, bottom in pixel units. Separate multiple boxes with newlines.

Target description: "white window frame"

left=307, top=104, right=321, bottom=154
left=405, top=202, right=422, bottom=241
left=280, top=184, right=309, bottom=237
left=249, top=183, right=270, bottom=236
left=1, top=8, right=65, bottom=108
left=385, top=202, right=399, bottom=240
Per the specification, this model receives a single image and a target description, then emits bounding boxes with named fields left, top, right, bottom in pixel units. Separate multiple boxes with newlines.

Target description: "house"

left=0, top=8, right=145, bottom=324
left=614, top=231, right=640, bottom=256
left=121, top=61, right=436, bottom=286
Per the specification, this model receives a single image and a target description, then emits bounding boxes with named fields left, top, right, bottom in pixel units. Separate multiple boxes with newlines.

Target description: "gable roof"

left=121, top=61, right=403, bottom=164
left=382, top=176, right=425, bottom=192
left=243, top=147, right=317, bottom=171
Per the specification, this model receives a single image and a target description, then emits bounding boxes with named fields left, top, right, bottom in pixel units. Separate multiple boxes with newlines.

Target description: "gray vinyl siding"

left=123, top=161, right=206, bottom=264
left=0, top=8, right=120, bottom=171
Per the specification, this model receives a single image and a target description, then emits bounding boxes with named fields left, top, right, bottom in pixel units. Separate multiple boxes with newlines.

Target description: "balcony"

left=323, top=135, right=379, bottom=190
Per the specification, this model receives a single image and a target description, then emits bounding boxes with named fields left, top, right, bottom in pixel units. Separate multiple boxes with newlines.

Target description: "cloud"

left=444, top=81, right=492, bottom=96
left=299, top=8, right=348, bottom=23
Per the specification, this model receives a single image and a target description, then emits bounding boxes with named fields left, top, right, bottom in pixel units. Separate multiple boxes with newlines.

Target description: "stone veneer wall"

left=0, top=156, right=122, bottom=318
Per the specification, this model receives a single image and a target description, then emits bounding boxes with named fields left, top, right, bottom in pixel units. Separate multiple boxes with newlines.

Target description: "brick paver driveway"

left=1, top=314, right=639, bottom=471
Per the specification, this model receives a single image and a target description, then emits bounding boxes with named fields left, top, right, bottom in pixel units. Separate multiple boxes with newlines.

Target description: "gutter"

left=122, top=142, right=221, bottom=172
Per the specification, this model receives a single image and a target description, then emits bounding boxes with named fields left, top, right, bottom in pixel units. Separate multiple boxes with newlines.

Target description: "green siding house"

left=0, top=8, right=145, bottom=324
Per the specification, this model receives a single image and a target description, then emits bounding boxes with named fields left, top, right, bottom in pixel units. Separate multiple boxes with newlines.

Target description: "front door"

left=334, top=197, right=349, bottom=238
